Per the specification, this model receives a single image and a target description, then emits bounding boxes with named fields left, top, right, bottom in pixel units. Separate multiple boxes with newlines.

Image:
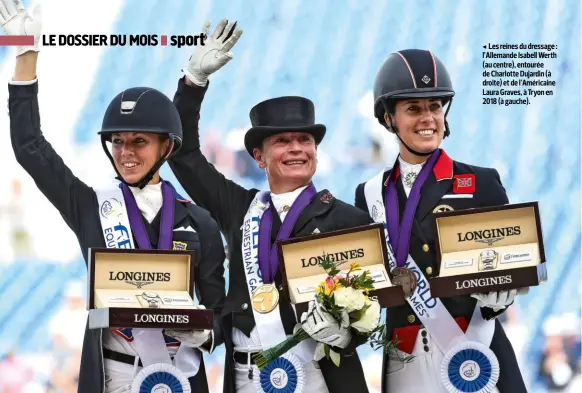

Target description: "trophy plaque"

left=430, top=201, right=547, bottom=297
left=87, top=247, right=213, bottom=330
left=277, top=223, right=408, bottom=317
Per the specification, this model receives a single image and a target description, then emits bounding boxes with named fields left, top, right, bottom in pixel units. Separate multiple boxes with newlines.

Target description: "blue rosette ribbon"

left=441, top=341, right=500, bottom=393
left=131, top=363, right=191, bottom=393
left=253, top=353, right=305, bottom=393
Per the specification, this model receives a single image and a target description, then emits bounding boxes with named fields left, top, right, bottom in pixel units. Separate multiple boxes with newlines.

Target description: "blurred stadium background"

left=0, top=0, right=580, bottom=392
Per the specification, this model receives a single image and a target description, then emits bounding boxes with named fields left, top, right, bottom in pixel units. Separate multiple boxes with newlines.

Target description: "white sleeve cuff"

left=9, top=78, right=37, bottom=85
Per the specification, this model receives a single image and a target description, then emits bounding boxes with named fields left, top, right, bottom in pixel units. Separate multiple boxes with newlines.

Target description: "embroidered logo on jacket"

left=320, top=192, right=334, bottom=204
left=172, top=241, right=188, bottom=250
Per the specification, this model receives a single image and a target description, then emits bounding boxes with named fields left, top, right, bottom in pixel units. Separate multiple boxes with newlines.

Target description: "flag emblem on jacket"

left=453, top=174, right=475, bottom=194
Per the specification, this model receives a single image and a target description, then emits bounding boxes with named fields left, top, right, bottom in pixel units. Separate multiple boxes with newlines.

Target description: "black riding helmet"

left=98, top=87, right=183, bottom=189
left=373, top=49, right=455, bottom=156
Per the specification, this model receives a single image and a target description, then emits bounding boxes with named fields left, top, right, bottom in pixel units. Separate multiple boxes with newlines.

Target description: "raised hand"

left=0, top=0, right=42, bottom=56
left=183, top=19, right=243, bottom=86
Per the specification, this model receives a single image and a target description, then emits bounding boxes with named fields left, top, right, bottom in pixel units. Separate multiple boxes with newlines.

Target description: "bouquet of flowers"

left=253, top=258, right=382, bottom=369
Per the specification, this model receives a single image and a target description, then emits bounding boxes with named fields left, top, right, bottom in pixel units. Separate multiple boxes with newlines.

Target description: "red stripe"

left=394, top=51, right=417, bottom=88
left=112, top=329, right=134, bottom=342
left=433, top=149, right=453, bottom=181
left=385, top=165, right=401, bottom=186
left=392, top=317, right=469, bottom=354
left=0, top=36, right=34, bottom=46
left=428, top=50, right=437, bottom=87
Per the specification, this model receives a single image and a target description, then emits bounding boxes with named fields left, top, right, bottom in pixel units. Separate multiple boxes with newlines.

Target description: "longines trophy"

left=277, top=223, right=408, bottom=317
left=87, top=247, right=213, bottom=329
left=430, top=201, right=547, bottom=297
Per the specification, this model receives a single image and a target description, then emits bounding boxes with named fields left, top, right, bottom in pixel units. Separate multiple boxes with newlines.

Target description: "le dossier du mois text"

left=42, top=34, right=206, bottom=48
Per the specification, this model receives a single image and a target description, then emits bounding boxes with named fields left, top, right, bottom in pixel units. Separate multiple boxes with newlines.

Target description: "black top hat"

left=244, top=96, right=326, bottom=157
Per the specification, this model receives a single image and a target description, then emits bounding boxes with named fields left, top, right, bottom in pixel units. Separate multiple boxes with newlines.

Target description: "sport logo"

left=270, top=369, right=288, bottom=388
left=371, top=205, right=378, bottom=221
left=461, top=361, right=478, bottom=380
left=372, top=201, right=384, bottom=222
left=100, top=198, right=122, bottom=218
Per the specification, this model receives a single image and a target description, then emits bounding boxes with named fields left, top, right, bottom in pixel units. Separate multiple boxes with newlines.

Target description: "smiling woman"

left=252, top=131, right=317, bottom=194
left=168, top=42, right=374, bottom=393
left=97, top=86, right=183, bottom=189
left=355, top=49, right=529, bottom=393
left=386, top=98, right=446, bottom=164
left=110, top=132, right=171, bottom=185
left=3, top=2, right=230, bottom=393
left=242, top=95, right=326, bottom=192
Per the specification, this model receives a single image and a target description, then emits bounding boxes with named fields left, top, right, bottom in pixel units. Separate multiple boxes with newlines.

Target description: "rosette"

left=253, top=353, right=305, bottom=393
left=131, top=363, right=191, bottom=393
left=441, top=341, right=500, bottom=393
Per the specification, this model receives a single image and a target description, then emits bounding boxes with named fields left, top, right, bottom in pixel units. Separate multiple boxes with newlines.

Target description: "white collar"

left=128, top=182, right=163, bottom=223
left=128, top=181, right=162, bottom=195
left=398, top=156, right=425, bottom=174
left=270, top=185, right=307, bottom=215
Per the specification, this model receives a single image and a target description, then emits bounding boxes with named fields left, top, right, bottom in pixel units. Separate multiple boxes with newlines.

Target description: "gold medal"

left=251, top=284, right=279, bottom=313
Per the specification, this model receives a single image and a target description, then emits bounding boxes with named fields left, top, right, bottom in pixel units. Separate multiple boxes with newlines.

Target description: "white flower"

left=334, top=287, right=366, bottom=313
left=351, top=299, right=381, bottom=333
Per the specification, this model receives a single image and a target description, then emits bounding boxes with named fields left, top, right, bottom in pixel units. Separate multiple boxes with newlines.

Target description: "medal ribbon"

left=121, top=181, right=175, bottom=250
left=242, top=190, right=317, bottom=362
left=258, top=183, right=317, bottom=283
left=364, top=167, right=497, bottom=385
left=120, top=180, right=175, bottom=363
left=385, top=150, right=440, bottom=267
left=364, top=166, right=500, bottom=393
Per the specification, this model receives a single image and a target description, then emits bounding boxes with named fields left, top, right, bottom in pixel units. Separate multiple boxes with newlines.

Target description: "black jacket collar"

left=269, top=189, right=335, bottom=242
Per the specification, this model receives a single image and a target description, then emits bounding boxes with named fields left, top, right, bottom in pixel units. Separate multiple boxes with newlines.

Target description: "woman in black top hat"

left=168, top=21, right=372, bottom=393
left=2, top=3, right=227, bottom=393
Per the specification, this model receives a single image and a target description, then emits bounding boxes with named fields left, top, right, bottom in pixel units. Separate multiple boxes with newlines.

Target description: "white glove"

left=300, top=300, right=352, bottom=349
left=164, top=328, right=211, bottom=348
left=183, top=19, right=243, bottom=86
left=471, top=288, right=529, bottom=312
left=0, top=0, right=42, bottom=56
left=164, top=305, right=212, bottom=348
